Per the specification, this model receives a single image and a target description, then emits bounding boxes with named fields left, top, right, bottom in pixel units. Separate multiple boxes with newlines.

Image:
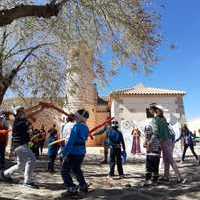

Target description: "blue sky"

left=98, top=0, right=200, bottom=121
left=6, top=1, right=199, bottom=121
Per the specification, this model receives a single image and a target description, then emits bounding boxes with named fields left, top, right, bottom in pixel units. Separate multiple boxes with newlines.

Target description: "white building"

left=109, top=84, right=186, bottom=157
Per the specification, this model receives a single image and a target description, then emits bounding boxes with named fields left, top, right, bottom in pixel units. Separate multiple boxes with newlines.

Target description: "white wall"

left=111, top=95, right=183, bottom=158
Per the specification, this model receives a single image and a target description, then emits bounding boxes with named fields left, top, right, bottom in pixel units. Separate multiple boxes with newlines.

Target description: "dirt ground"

left=0, top=149, right=200, bottom=200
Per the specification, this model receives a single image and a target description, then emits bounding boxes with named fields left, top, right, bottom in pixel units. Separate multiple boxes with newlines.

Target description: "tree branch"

left=0, top=3, right=61, bottom=27
left=6, top=43, right=52, bottom=86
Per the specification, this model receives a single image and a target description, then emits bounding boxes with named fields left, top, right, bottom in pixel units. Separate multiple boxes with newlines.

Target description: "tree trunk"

left=0, top=80, right=9, bottom=105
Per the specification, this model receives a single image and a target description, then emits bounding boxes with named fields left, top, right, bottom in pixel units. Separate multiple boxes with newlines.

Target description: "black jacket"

left=12, top=118, right=31, bottom=149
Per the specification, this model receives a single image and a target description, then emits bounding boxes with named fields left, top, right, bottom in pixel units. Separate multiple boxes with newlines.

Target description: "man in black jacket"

left=0, top=107, right=38, bottom=189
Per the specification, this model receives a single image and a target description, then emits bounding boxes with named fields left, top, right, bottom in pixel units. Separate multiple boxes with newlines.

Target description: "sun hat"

left=12, top=105, right=24, bottom=115
left=149, top=103, right=168, bottom=112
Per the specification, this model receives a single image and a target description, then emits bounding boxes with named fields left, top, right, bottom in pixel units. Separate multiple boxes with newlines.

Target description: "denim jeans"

left=48, top=155, right=56, bottom=172
left=61, top=154, right=87, bottom=188
left=182, top=144, right=198, bottom=161
left=109, top=147, right=124, bottom=176
left=145, top=155, right=160, bottom=182
left=0, top=144, right=6, bottom=170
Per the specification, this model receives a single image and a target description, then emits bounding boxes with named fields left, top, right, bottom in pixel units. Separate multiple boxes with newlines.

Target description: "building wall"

left=31, top=110, right=63, bottom=135
left=111, top=95, right=185, bottom=123
left=110, top=95, right=186, bottom=158
left=92, top=105, right=110, bottom=146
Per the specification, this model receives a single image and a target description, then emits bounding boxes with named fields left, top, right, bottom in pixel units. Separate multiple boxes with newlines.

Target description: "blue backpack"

left=168, top=126, right=175, bottom=143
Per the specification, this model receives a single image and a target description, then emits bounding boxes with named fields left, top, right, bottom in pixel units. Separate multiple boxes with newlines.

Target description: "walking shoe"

left=107, top=174, right=114, bottom=179
left=119, top=174, right=125, bottom=179
left=0, top=171, right=13, bottom=182
left=176, top=178, right=186, bottom=184
left=159, top=176, right=170, bottom=182
left=79, top=185, right=88, bottom=193
left=23, top=182, right=39, bottom=189
left=152, top=180, right=159, bottom=186
left=67, top=186, right=78, bottom=194
left=100, top=160, right=107, bottom=164
left=48, top=170, right=56, bottom=174
left=142, top=180, right=152, bottom=187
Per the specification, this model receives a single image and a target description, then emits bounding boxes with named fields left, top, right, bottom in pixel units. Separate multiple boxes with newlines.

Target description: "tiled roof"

left=97, top=96, right=108, bottom=105
left=110, top=84, right=186, bottom=96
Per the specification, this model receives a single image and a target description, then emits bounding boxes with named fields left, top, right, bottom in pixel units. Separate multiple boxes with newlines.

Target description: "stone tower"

left=65, top=41, right=97, bottom=129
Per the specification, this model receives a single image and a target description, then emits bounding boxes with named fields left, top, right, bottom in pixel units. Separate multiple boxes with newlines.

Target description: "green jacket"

left=152, top=116, right=170, bottom=142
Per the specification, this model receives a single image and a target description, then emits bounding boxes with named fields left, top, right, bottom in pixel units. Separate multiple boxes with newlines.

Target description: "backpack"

left=168, top=125, right=175, bottom=142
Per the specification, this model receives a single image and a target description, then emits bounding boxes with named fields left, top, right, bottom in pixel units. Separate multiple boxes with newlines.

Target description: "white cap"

left=150, top=103, right=168, bottom=112
left=12, top=105, right=24, bottom=115
left=75, top=109, right=89, bottom=122
left=155, top=104, right=168, bottom=112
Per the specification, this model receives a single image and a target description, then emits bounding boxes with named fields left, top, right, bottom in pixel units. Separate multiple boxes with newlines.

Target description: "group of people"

left=143, top=103, right=200, bottom=185
left=0, top=107, right=91, bottom=193
left=0, top=103, right=199, bottom=194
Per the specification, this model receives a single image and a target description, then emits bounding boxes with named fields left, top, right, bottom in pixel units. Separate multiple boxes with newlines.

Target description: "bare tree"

left=0, top=0, right=161, bottom=104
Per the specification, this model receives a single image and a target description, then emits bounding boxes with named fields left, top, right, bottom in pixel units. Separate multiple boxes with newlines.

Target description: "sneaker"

left=48, top=170, right=56, bottom=174
left=159, top=176, right=170, bottom=182
left=79, top=185, right=88, bottom=193
left=100, top=160, right=107, bottom=164
left=107, top=174, right=114, bottom=179
left=23, top=182, right=39, bottom=189
left=152, top=180, right=159, bottom=186
left=176, top=178, right=186, bottom=184
left=0, top=171, right=13, bottom=182
left=142, top=180, right=152, bottom=187
left=67, top=186, right=78, bottom=194
left=119, top=175, right=125, bottom=179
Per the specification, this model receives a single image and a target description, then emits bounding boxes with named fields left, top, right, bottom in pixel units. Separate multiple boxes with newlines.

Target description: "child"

left=47, top=129, right=59, bottom=173
left=38, top=125, right=46, bottom=156
left=143, top=125, right=161, bottom=185
left=107, top=120, right=126, bottom=178
left=1, top=107, right=38, bottom=189
left=61, top=109, right=89, bottom=194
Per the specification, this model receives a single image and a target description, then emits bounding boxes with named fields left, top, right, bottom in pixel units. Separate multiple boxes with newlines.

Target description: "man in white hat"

left=0, top=107, right=38, bottom=189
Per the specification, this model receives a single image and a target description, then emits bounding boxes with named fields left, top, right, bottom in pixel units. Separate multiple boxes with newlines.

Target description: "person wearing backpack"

left=107, top=120, right=126, bottom=178
left=149, top=103, right=183, bottom=183
left=61, top=109, right=89, bottom=194
left=143, top=125, right=161, bottom=186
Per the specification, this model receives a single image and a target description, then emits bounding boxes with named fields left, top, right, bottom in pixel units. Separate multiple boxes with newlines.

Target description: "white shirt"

left=61, top=122, right=75, bottom=143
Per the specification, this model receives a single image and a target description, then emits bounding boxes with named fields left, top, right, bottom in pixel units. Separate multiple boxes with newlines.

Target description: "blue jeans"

left=109, top=147, right=124, bottom=176
left=0, top=144, right=6, bottom=170
left=61, top=155, right=87, bottom=188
